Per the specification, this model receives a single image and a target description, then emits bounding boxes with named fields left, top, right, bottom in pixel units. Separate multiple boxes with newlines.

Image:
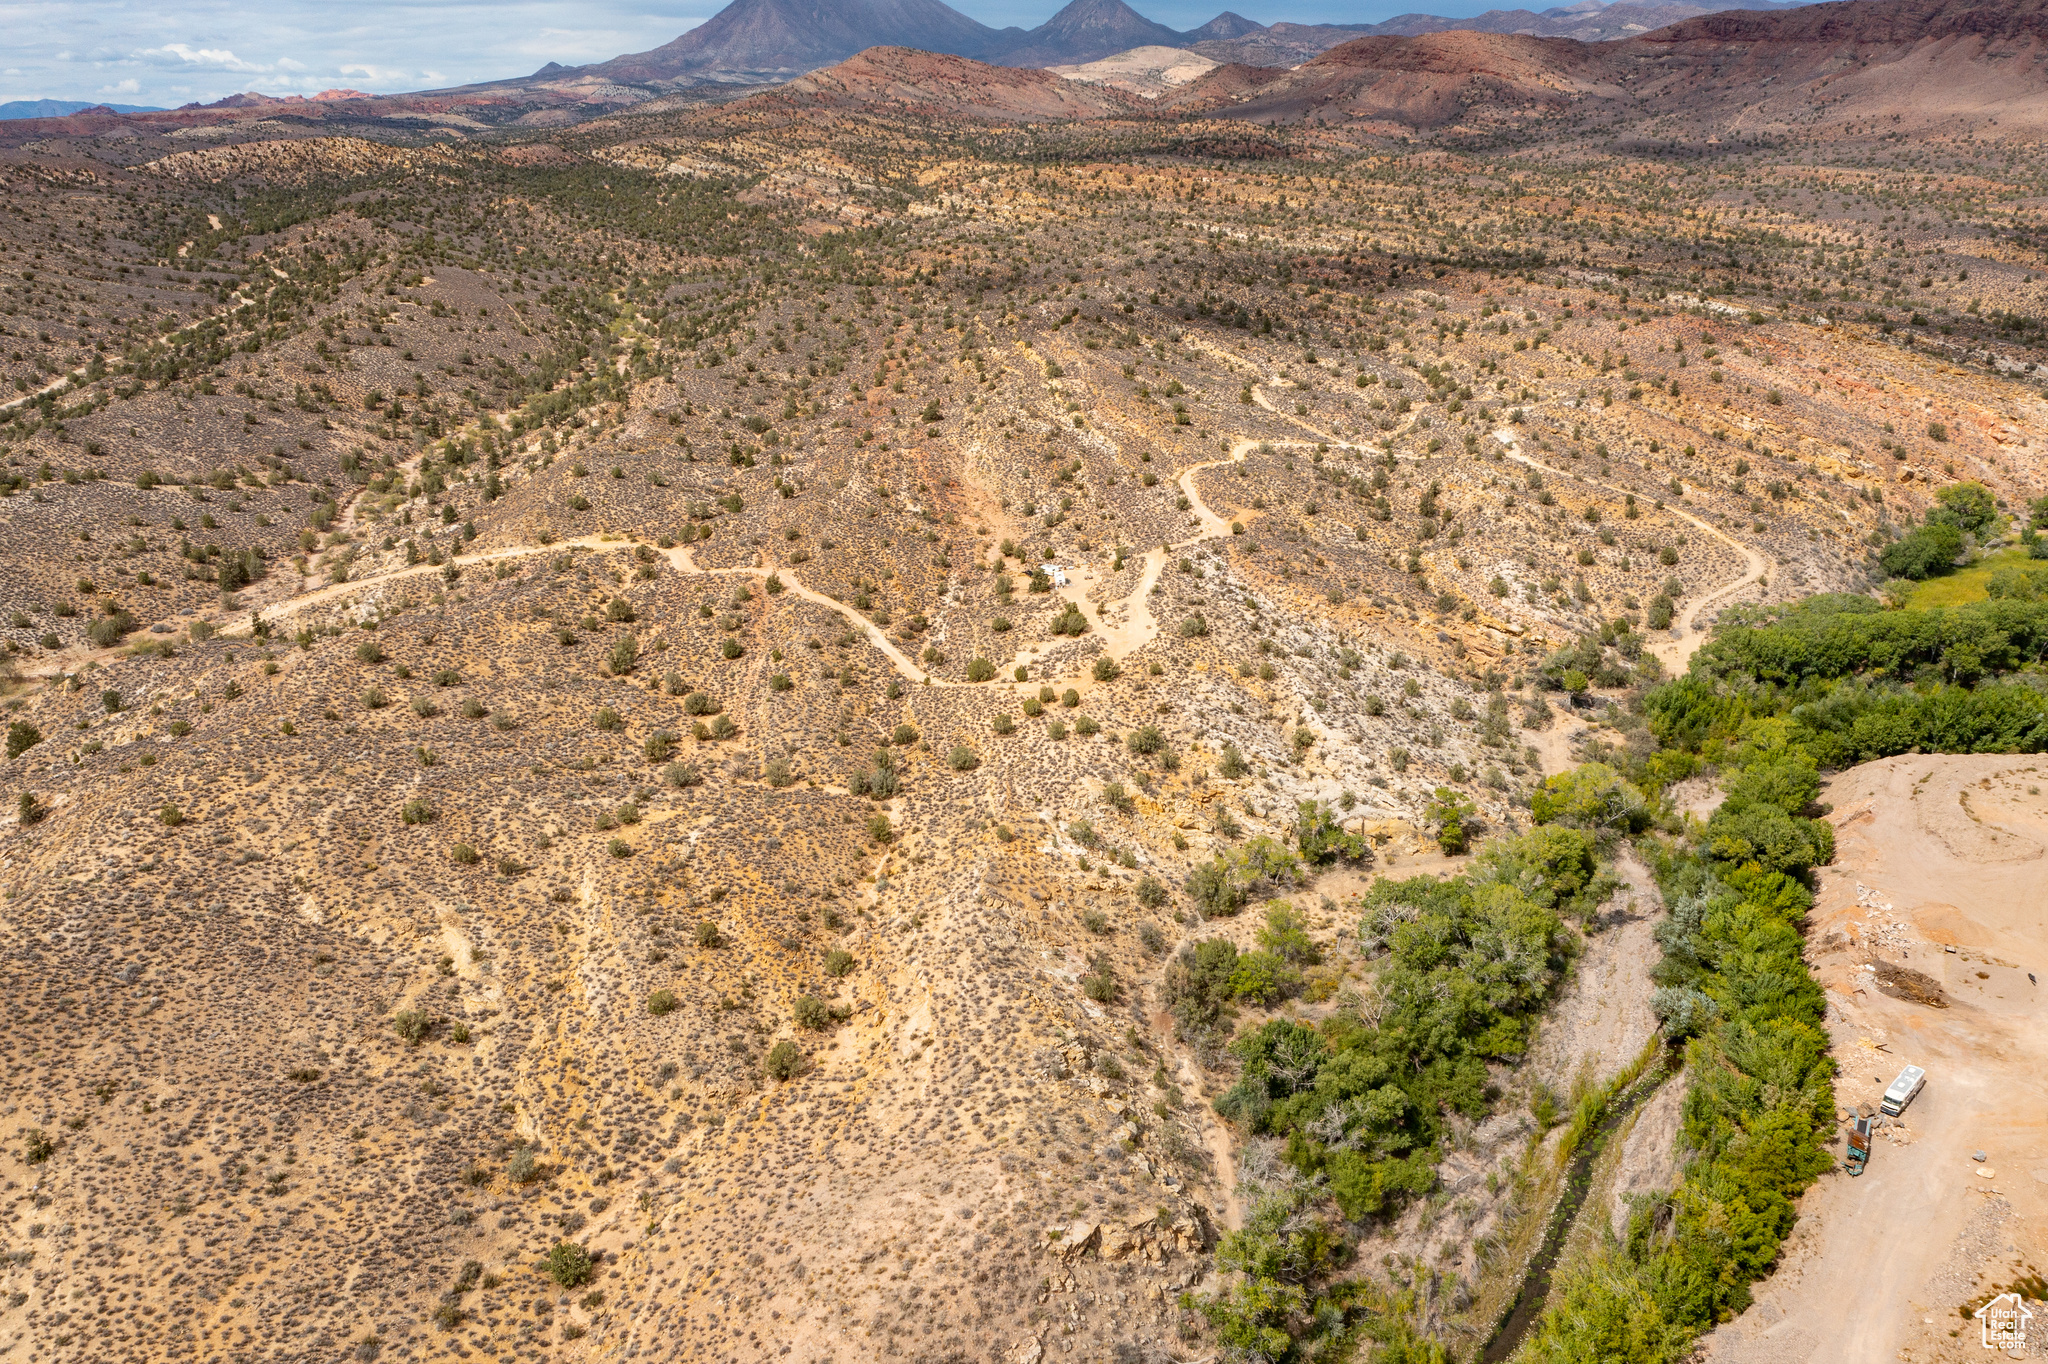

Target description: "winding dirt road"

left=1491, top=425, right=1768, bottom=672
left=226, top=383, right=1365, bottom=699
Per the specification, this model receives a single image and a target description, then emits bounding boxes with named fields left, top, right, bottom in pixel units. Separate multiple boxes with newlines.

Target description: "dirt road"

left=1490, top=425, right=1768, bottom=673
left=1700, top=755, right=2048, bottom=1364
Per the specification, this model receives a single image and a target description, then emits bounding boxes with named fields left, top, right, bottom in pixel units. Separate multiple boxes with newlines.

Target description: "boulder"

left=1053, top=1219, right=1100, bottom=1262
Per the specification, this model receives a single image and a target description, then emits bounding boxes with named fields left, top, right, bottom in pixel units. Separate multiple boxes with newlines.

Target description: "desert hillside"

left=1, top=2, right=2047, bottom=1359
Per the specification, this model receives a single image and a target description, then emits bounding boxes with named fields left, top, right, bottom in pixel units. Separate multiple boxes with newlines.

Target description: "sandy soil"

left=1700, top=755, right=2048, bottom=1364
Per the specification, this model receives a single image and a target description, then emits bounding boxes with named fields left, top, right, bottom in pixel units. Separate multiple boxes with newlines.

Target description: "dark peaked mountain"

left=1181, top=10, right=1267, bottom=41
left=583, top=0, right=1007, bottom=82
left=990, top=0, right=1186, bottom=65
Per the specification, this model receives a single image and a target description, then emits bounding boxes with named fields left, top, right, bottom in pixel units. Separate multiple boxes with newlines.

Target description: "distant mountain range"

left=549, top=0, right=1815, bottom=85
left=747, top=0, right=2048, bottom=132
left=0, top=98, right=163, bottom=120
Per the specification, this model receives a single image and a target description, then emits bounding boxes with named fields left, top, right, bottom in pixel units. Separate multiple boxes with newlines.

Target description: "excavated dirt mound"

left=1873, top=958, right=1950, bottom=1009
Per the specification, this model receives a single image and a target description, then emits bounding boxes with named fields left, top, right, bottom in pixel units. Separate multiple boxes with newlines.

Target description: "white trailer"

left=1880, top=1065, right=1926, bottom=1116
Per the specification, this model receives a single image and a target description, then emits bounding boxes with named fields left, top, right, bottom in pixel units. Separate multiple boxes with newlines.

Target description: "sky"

left=0, top=0, right=1527, bottom=106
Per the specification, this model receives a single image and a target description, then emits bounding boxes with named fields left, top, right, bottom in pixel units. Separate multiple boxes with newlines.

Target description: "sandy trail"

left=1490, top=425, right=1767, bottom=672
left=2, top=291, right=260, bottom=417
left=222, top=384, right=1329, bottom=700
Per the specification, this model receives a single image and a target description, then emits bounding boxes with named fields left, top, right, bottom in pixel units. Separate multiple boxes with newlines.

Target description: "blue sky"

left=0, top=0, right=1521, bottom=105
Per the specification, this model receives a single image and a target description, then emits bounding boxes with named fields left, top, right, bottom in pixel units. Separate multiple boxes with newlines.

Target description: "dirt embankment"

left=1702, top=755, right=2048, bottom=1364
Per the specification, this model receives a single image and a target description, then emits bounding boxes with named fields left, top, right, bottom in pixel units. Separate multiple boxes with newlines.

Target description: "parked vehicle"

left=1845, top=1115, right=1873, bottom=1176
left=1880, top=1065, right=1926, bottom=1117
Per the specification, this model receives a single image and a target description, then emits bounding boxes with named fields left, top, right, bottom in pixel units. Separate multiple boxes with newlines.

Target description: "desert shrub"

left=1127, top=724, right=1164, bottom=755
left=158, top=803, right=184, bottom=827
left=764, top=1040, right=805, bottom=1081
left=401, top=797, right=436, bottom=825
left=1092, top=656, right=1121, bottom=682
left=594, top=707, right=623, bottom=733
left=1135, top=875, right=1169, bottom=908
left=607, top=635, right=640, bottom=675
left=544, top=1242, right=594, bottom=1288
left=848, top=748, right=899, bottom=798
left=694, top=921, right=722, bottom=948
left=948, top=745, right=979, bottom=771
left=1217, top=743, right=1248, bottom=779
left=793, top=995, right=831, bottom=1030
left=451, top=843, right=480, bottom=865
left=824, top=949, right=855, bottom=977
left=1081, top=955, right=1117, bottom=1002
left=506, top=1146, right=539, bottom=1183
left=966, top=656, right=996, bottom=682
left=683, top=691, right=717, bottom=715
left=88, top=614, right=133, bottom=648
left=647, top=989, right=680, bottom=1016
left=1294, top=800, right=1367, bottom=863
left=393, top=1010, right=431, bottom=1045
left=664, top=760, right=703, bottom=788
left=1184, top=837, right=1302, bottom=918
left=5, top=721, right=41, bottom=760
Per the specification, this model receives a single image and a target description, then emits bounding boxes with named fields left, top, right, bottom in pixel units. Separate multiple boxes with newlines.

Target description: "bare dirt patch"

left=1701, top=754, right=2048, bottom=1364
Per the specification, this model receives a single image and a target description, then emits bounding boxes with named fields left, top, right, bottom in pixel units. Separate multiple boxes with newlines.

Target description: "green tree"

left=1184, top=837, right=1302, bottom=917
left=1294, top=799, right=1366, bottom=863
left=1877, top=522, right=1963, bottom=579
left=1930, top=480, right=1997, bottom=536
left=1256, top=900, right=1321, bottom=965
left=1530, top=762, right=1650, bottom=834
left=1424, top=788, right=1477, bottom=854
left=5, top=722, right=41, bottom=760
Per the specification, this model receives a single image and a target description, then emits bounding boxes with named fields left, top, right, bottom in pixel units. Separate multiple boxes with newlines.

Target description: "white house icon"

left=1975, top=1292, right=2033, bottom=1350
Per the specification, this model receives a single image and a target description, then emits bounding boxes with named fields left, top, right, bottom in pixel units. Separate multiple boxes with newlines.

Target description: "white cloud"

left=101, top=78, right=143, bottom=94
left=144, top=43, right=273, bottom=74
